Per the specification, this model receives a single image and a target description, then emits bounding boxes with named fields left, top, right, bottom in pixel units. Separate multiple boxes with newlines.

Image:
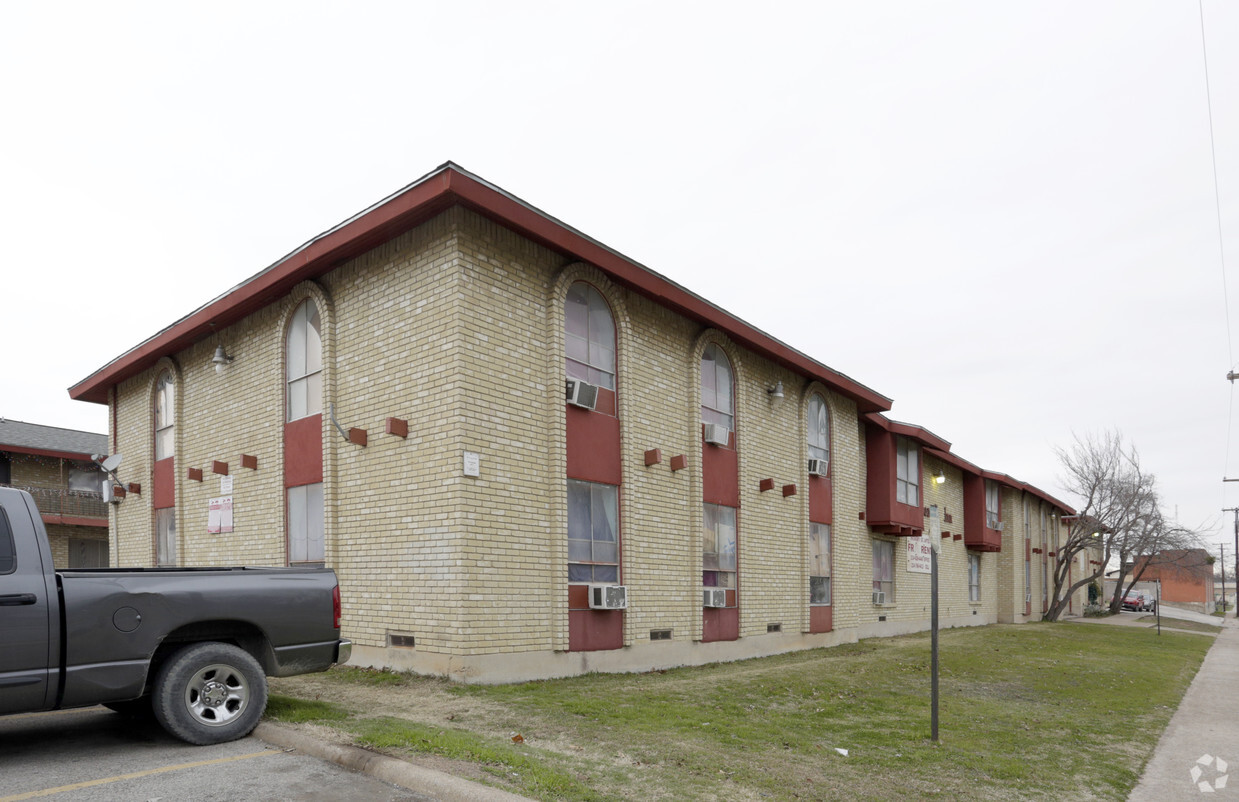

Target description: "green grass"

left=1135, top=616, right=1222, bottom=633
left=351, top=718, right=602, bottom=801
left=269, top=623, right=1211, bottom=801
left=264, top=693, right=352, bottom=723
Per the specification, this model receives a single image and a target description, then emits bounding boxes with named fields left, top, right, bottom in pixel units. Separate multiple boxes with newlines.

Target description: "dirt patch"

left=271, top=673, right=497, bottom=726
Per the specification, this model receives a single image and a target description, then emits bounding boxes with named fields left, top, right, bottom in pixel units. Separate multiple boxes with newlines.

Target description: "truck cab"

left=0, top=489, right=57, bottom=715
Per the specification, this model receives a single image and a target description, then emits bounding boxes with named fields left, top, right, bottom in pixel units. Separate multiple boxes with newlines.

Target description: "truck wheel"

left=153, top=642, right=268, bottom=745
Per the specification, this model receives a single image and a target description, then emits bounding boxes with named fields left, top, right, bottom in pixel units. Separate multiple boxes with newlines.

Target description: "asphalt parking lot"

left=0, top=706, right=429, bottom=801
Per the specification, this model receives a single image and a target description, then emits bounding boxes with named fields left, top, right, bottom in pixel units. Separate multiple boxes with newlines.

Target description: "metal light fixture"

left=212, top=344, right=234, bottom=374
left=767, top=380, right=785, bottom=407
left=934, top=470, right=946, bottom=485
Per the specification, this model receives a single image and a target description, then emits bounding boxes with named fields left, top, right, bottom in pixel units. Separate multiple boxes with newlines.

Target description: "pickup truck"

left=0, top=487, right=350, bottom=744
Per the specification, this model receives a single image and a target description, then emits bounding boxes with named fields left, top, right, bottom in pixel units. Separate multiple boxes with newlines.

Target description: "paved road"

left=0, top=706, right=430, bottom=801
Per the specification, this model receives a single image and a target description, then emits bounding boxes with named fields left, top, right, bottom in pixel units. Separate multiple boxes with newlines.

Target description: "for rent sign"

left=907, top=532, right=932, bottom=573
left=907, top=506, right=940, bottom=573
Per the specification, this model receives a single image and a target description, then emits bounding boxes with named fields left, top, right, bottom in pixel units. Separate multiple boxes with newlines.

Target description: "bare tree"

left=1045, top=432, right=1155, bottom=621
left=1045, top=431, right=1205, bottom=620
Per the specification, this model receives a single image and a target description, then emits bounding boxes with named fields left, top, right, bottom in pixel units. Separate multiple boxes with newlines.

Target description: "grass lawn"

left=1134, top=616, right=1222, bottom=634
left=267, top=622, right=1211, bottom=801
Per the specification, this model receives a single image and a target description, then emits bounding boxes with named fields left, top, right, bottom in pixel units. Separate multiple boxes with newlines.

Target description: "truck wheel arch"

left=147, top=621, right=275, bottom=687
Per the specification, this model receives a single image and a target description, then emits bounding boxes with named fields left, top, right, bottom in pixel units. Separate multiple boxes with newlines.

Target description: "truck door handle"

left=0, top=593, right=37, bottom=606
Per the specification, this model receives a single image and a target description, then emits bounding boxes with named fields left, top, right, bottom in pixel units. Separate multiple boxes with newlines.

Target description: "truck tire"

left=152, top=642, right=268, bottom=745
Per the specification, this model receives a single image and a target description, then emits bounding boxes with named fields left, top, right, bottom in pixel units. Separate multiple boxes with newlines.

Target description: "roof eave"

left=69, top=163, right=892, bottom=413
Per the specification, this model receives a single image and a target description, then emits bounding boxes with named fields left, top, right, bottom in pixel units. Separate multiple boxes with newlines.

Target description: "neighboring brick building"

left=1134, top=549, right=1217, bottom=613
left=0, top=419, right=109, bottom=567
left=70, top=163, right=1078, bottom=681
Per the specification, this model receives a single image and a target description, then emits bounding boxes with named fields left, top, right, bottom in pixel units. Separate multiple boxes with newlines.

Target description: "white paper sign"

left=906, top=533, right=932, bottom=574
left=463, top=451, right=480, bottom=477
left=907, top=506, right=938, bottom=573
left=208, top=496, right=234, bottom=534
left=220, top=475, right=234, bottom=494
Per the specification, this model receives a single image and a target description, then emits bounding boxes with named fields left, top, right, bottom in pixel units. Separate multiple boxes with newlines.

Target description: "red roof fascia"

left=925, top=446, right=980, bottom=476
left=69, top=166, right=892, bottom=413
left=924, top=448, right=1075, bottom=516
left=69, top=172, right=458, bottom=405
left=863, top=413, right=951, bottom=452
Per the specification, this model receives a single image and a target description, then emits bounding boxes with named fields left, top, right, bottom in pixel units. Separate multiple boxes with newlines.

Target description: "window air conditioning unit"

left=588, top=584, right=628, bottom=610
left=702, top=588, right=727, bottom=608
left=872, top=590, right=886, bottom=605
left=807, top=459, right=829, bottom=477
left=994, top=521, right=1004, bottom=532
left=565, top=378, right=599, bottom=410
left=703, top=423, right=730, bottom=446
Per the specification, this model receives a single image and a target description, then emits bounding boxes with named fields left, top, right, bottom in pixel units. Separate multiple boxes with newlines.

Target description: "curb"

left=253, top=722, right=532, bottom=802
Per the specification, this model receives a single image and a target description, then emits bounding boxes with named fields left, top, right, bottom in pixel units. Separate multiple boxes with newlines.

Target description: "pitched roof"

left=68, top=162, right=892, bottom=413
left=0, top=419, right=108, bottom=460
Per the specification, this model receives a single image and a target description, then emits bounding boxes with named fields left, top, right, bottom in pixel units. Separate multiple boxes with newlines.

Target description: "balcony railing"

left=2, top=485, right=108, bottom=520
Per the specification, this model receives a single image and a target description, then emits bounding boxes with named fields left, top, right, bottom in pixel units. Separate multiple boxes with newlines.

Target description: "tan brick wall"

left=855, top=455, right=998, bottom=639
left=107, top=203, right=1057, bottom=682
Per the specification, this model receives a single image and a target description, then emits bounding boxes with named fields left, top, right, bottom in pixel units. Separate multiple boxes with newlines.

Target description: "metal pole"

left=1225, top=507, right=1239, bottom=617
left=1221, top=543, right=1228, bottom=617
left=927, top=503, right=941, bottom=743
left=931, top=543, right=939, bottom=742
left=1156, top=580, right=1161, bottom=635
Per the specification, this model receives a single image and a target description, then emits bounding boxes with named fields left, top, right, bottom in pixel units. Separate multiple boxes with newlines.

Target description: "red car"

left=1122, top=591, right=1155, bottom=612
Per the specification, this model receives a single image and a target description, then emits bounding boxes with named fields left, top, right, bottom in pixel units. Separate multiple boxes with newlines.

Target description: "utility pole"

left=1220, top=542, right=1228, bottom=616
left=1223, top=507, right=1239, bottom=618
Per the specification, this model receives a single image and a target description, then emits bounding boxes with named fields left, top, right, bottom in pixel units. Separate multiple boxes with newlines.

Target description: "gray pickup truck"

left=0, top=487, right=350, bottom=744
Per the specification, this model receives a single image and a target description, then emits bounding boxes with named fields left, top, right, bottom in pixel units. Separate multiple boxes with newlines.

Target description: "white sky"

left=4, top=2, right=1239, bottom=552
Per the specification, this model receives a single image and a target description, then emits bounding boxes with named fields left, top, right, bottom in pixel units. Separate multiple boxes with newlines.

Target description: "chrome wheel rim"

left=184, top=663, right=249, bottom=727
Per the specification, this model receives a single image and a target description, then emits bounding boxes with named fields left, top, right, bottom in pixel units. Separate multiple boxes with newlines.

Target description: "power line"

left=1199, top=0, right=1232, bottom=367
left=1201, top=1, right=1237, bottom=490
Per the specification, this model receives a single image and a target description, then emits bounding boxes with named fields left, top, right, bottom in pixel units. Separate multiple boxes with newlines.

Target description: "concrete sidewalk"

left=1128, top=617, right=1239, bottom=800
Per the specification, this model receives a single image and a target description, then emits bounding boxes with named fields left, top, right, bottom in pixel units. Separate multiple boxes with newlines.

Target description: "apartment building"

left=70, top=163, right=1078, bottom=681
left=0, top=419, right=109, bottom=567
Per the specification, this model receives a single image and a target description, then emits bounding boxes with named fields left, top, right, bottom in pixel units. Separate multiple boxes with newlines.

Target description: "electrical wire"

left=1199, top=0, right=1232, bottom=366
left=1200, top=1, right=1237, bottom=490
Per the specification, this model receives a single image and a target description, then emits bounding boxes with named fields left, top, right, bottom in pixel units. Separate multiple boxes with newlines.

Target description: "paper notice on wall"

left=208, top=496, right=234, bottom=534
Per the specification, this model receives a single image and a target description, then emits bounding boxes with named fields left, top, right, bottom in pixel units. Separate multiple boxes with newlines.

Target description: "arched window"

left=807, top=393, right=830, bottom=468
left=565, top=282, right=615, bottom=389
left=154, top=371, right=175, bottom=460
left=700, top=344, right=734, bottom=430
left=153, top=370, right=176, bottom=565
left=286, top=299, right=322, bottom=422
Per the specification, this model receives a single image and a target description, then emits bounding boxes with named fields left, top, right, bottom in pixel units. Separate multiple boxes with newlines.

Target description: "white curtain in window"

left=288, top=482, right=324, bottom=563
left=808, top=394, right=830, bottom=465
left=701, top=345, right=734, bottom=429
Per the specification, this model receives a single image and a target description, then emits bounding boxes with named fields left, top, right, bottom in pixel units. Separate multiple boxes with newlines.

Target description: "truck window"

left=0, top=510, right=13, bottom=574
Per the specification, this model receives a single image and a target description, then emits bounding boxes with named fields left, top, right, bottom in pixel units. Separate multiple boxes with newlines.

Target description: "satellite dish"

left=100, top=454, right=123, bottom=473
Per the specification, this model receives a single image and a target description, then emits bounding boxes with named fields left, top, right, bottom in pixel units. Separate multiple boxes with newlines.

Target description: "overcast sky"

left=4, top=2, right=1238, bottom=552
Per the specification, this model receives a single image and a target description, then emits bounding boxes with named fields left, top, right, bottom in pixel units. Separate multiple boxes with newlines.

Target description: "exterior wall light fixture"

left=767, top=380, right=785, bottom=407
left=934, top=470, right=946, bottom=485
left=212, top=344, right=234, bottom=374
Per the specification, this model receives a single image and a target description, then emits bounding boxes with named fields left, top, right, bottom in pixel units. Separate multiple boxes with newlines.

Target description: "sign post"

left=929, top=505, right=941, bottom=742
